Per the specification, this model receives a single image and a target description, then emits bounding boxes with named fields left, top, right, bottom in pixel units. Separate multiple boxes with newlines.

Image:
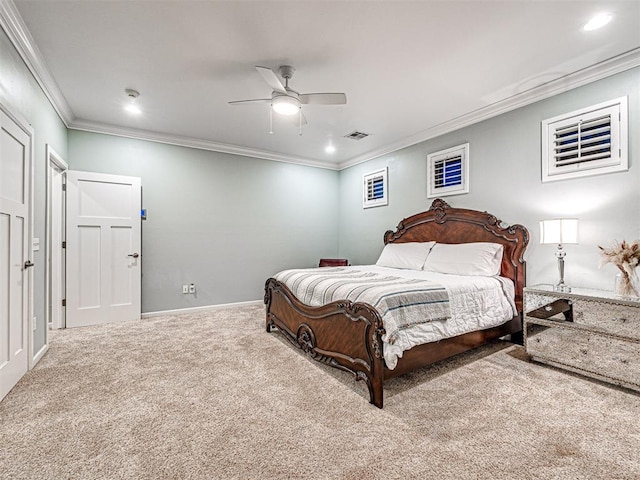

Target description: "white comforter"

left=277, top=265, right=516, bottom=370
left=356, top=266, right=516, bottom=369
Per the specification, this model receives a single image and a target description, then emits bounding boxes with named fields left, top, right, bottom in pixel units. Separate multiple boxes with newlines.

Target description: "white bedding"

left=354, top=266, right=516, bottom=369
left=276, top=265, right=517, bottom=370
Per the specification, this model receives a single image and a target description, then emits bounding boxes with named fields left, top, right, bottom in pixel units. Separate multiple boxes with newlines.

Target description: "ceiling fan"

left=229, top=65, right=347, bottom=132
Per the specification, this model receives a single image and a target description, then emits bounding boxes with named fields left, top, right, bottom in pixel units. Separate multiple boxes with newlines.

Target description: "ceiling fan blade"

left=228, top=99, right=271, bottom=105
left=255, top=66, right=286, bottom=94
left=299, top=93, right=347, bottom=105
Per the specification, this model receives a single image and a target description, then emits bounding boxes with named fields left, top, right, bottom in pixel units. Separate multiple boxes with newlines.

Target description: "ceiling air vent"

left=345, top=131, right=369, bottom=140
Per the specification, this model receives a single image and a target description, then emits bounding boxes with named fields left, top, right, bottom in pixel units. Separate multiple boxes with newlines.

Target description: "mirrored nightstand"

left=524, top=284, right=640, bottom=392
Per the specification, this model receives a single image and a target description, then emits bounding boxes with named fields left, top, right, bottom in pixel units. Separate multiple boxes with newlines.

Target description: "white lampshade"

left=540, top=218, right=579, bottom=245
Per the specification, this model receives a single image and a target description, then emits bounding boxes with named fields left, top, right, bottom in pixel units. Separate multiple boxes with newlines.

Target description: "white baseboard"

left=31, top=343, right=49, bottom=368
left=141, top=299, right=263, bottom=318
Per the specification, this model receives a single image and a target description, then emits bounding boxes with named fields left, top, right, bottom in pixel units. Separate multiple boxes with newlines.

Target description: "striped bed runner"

left=274, top=268, right=450, bottom=345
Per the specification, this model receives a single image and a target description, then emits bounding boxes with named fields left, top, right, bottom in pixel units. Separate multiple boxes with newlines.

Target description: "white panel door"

left=0, top=107, right=32, bottom=400
left=66, top=171, right=141, bottom=328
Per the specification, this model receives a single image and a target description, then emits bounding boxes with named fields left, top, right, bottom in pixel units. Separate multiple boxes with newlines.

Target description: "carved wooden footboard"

left=265, top=278, right=387, bottom=408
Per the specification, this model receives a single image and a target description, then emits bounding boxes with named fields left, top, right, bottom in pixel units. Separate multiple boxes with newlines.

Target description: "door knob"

left=24, top=260, right=34, bottom=269
left=127, top=253, right=140, bottom=258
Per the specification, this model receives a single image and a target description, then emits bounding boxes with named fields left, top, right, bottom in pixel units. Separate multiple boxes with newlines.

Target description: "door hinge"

left=62, top=183, right=66, bottom=191
left=62, top=299, right=66, bottom=307
left=62, top=241, right=66, bottom=249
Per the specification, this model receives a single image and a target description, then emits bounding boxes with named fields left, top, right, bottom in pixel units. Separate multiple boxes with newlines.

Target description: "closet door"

left=66, top=171, right=141, bottom=328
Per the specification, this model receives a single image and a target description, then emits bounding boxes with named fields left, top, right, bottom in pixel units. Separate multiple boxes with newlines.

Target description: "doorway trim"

left=45, top=145, right=67, bottom=331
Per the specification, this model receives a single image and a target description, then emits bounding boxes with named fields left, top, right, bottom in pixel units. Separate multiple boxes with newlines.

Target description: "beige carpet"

left=1, top=304, right=639, bottom=479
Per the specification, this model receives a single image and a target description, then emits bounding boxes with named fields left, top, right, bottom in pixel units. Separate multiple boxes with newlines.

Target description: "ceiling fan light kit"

left=272, top=94, right=301, bottom=115
left=229, top=65, right=347, bottom=131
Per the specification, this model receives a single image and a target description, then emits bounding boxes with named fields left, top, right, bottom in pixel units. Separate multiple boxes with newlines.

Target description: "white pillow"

left=423, top=242, right=504, bottom=276
left=375, top=242, right=435, bottom=270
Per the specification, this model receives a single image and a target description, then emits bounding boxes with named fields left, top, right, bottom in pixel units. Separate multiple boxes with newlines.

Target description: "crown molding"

left=3, top=0, right=638, bottom=173
left=1, top=0, right=335, bottom=169
left=338, top=48, right=640, bottom=170
left=0, top=0, right=74, bottom=125
left=68, top=119, right=339, bottom=170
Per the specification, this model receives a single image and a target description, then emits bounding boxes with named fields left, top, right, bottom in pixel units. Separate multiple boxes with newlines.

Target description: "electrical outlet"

left=189, top=283, right=196, bottom=293
left=182, top=285, right=189, bottom=294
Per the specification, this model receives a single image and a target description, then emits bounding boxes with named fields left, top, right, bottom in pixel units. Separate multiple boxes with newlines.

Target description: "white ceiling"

left=8, top=0, right=640, bottom=169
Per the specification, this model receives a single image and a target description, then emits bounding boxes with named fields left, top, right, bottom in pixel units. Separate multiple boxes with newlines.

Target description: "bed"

left=264, top=198, right=529, bottom=408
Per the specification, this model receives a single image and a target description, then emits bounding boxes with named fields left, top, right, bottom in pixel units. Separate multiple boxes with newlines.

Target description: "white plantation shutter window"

left=542, top=97, right=628, bottom=182
left=553, top=115, right=612, bottom=165
left=434, top=155, right=462, bottom=188
left=427, top=143, right=469, bottom=198
left=368, top=175, right=384, bottom=199
left=363, top=167, right=388, bottom=208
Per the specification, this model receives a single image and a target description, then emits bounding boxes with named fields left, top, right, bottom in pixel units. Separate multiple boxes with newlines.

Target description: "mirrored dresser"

left=524, top=284, right=640, bottom=392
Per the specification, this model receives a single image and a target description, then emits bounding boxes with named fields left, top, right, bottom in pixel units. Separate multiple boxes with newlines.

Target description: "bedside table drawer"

left=525, top=292, right=640, bottom=340
left=572, top=300, right=640, bottom=339
left=527, top=325, right=640, bottom=390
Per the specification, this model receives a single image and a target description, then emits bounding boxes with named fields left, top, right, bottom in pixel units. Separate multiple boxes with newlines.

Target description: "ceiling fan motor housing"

left=278, top=65, right=295, bottom=80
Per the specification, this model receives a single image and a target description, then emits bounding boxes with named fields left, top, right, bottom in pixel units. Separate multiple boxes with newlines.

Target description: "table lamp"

left=540, top=218, right=579, bottom=292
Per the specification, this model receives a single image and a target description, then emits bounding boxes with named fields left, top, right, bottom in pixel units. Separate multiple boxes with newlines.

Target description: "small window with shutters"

left=542, top=97, right=628, bottom=182
left=427, top=143, right=469, bottom=198
left=363, top=167, right=388, bottom=208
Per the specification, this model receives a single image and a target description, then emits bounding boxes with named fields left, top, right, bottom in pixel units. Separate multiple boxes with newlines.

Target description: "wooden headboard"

left=383, top=198, right=529, bottom=312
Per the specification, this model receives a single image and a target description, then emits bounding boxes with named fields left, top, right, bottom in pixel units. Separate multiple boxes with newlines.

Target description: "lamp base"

left=554, top=283, right=572, bottom=293
left=554, top=249, right=571, bottom=293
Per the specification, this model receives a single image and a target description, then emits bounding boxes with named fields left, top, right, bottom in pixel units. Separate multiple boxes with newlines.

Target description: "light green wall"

left=338, top=67, right=640, bottom=292
left=0, top=29, right=68, bottom=354
left=68, top=131, right=340, bottom=313
left=4, top=14, right=638, bottom=326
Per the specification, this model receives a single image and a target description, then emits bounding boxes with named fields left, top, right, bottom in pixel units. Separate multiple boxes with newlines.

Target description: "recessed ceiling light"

left=124, top=104, right=142, bottom=115
left=325, top=145, right=336, bottom=154
left=124, top=88, right=141, bottom=114
left=583, top=13, right=612, bottom=31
